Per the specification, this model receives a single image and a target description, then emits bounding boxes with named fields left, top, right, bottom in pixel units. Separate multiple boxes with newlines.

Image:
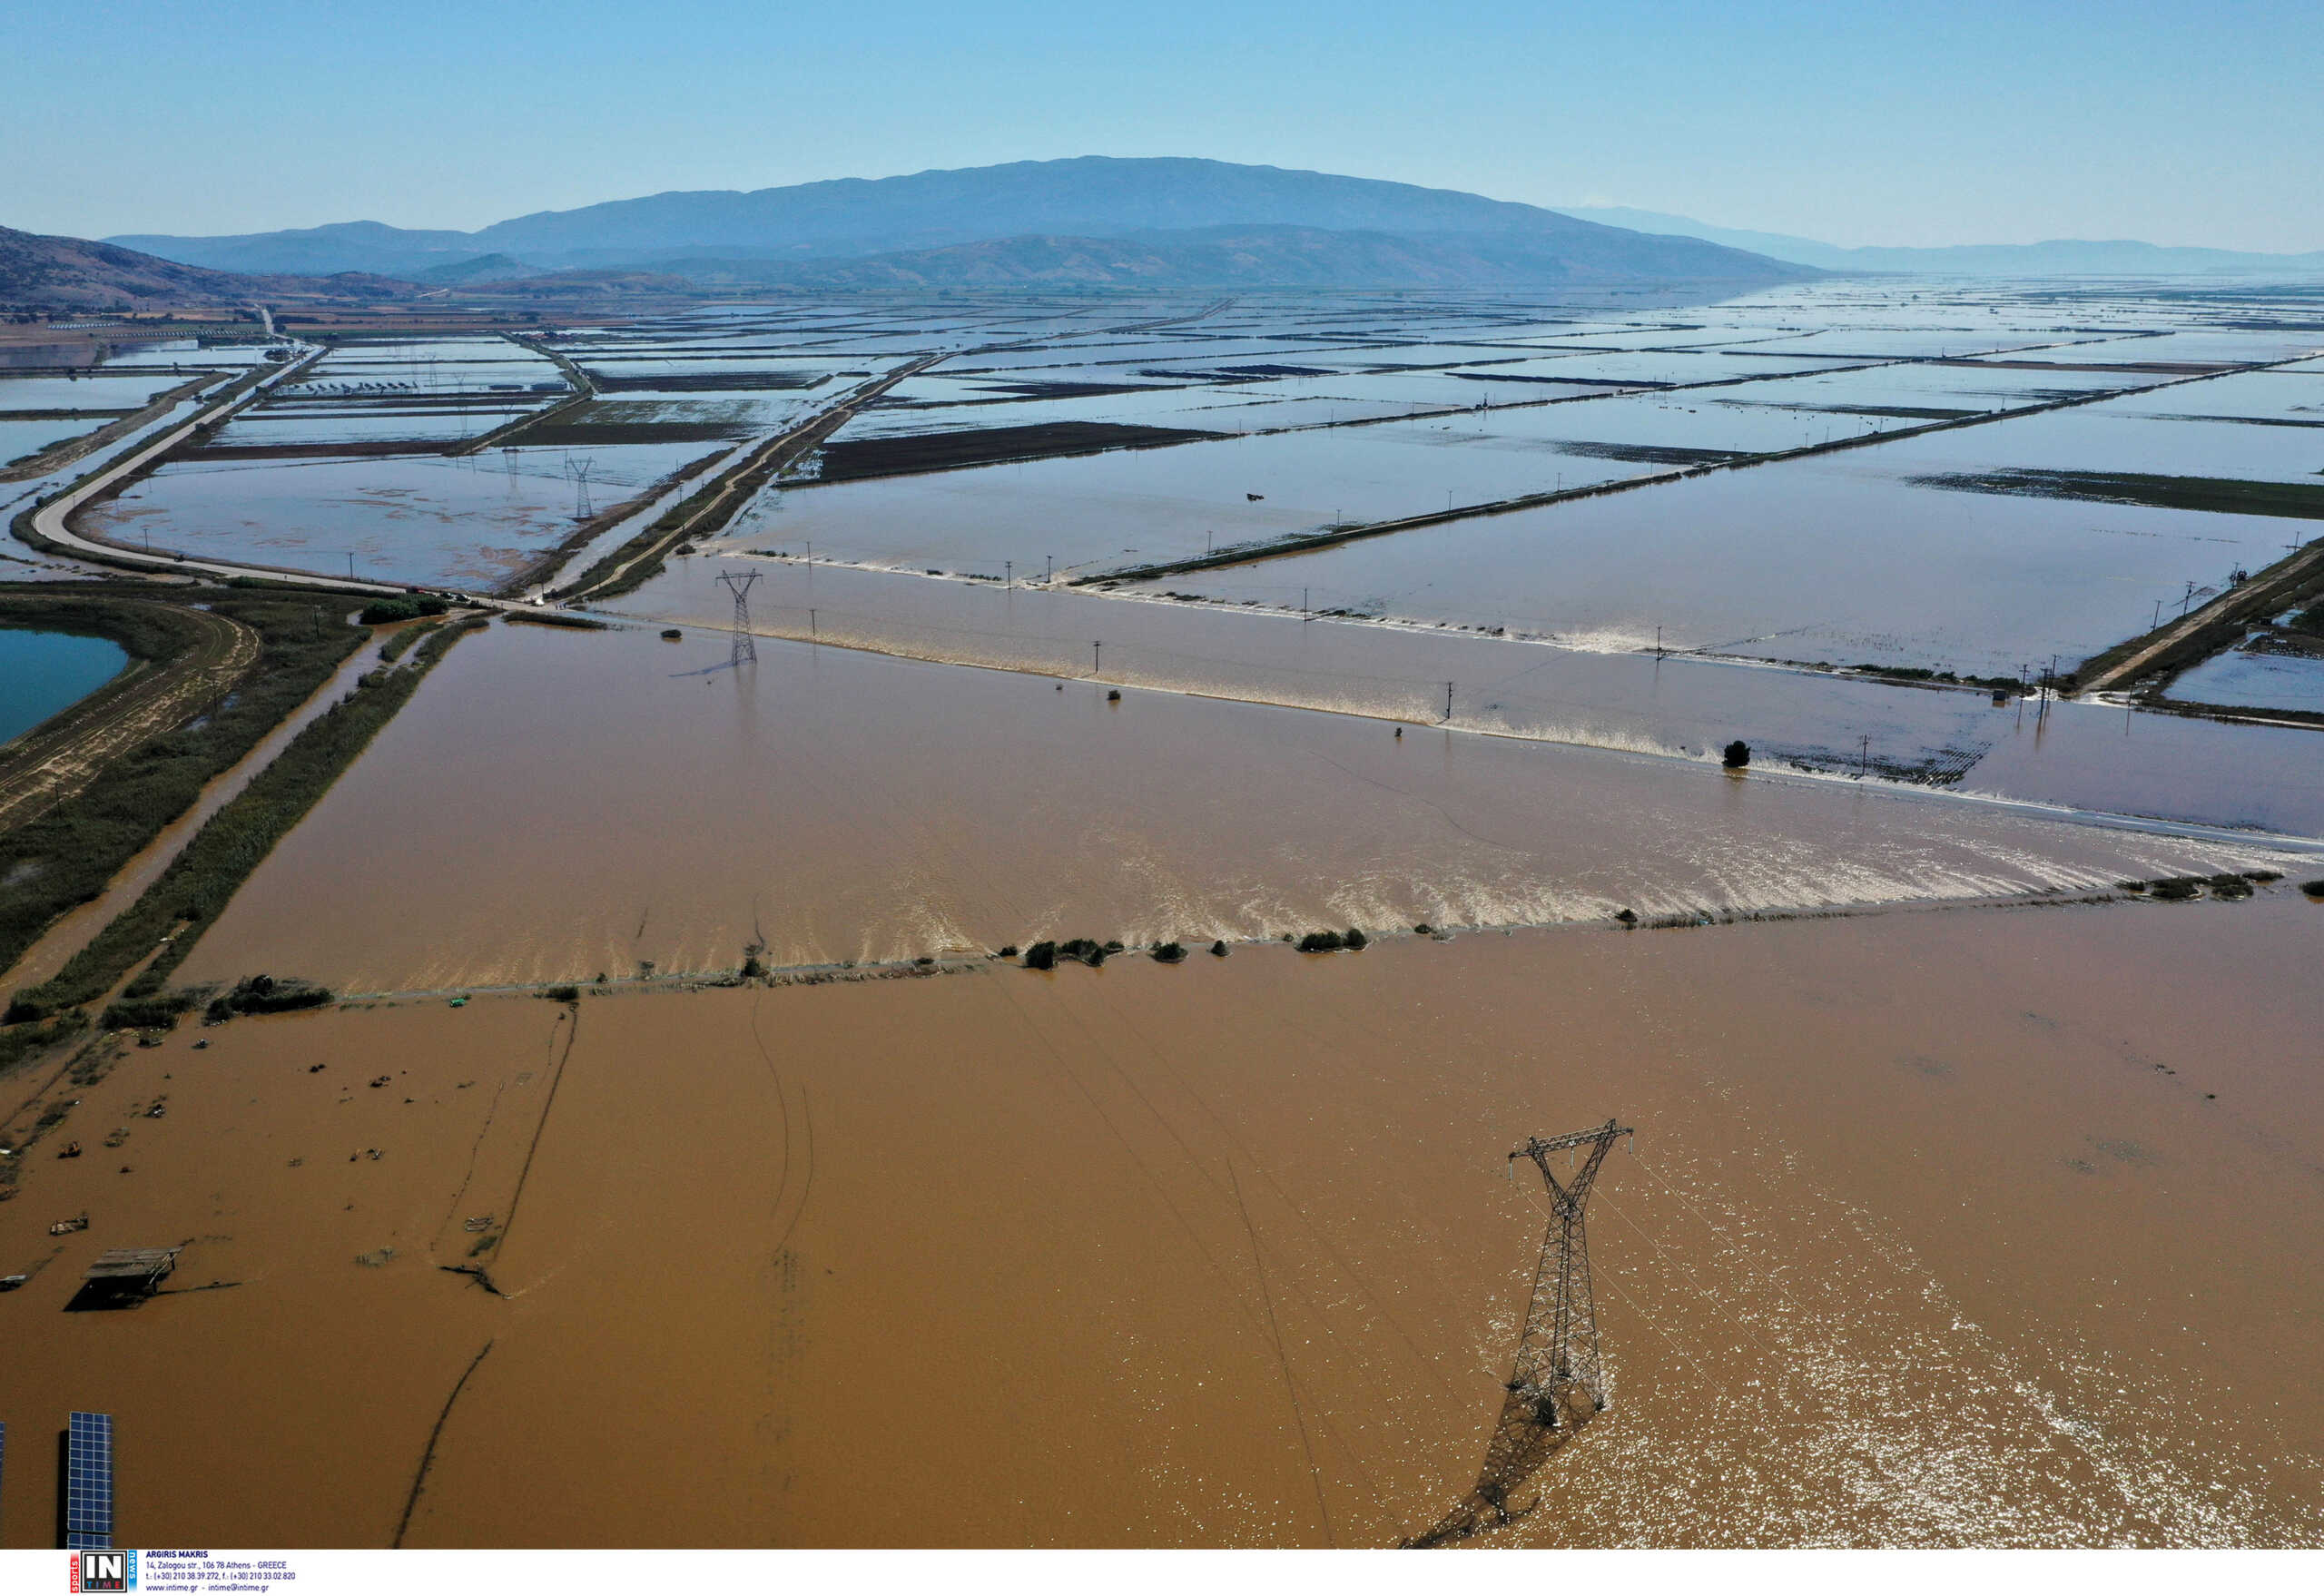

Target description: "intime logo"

left=68, top=1549, right=136, bottom=1592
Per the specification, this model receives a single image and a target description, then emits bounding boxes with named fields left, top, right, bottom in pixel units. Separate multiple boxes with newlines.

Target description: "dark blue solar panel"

left=64, top=1411, right=113, bottom=1550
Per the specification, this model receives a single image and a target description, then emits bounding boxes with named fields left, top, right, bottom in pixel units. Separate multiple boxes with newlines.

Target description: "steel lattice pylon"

left=718, top=570, right=759, bottom=668
left=1404, top=1118, right=1631, bottom=1548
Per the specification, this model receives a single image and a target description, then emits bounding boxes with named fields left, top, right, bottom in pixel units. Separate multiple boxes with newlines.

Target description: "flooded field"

left=1128, top=413, right=2306, bottom=680
left=606, top=555, right=2324, bottom=832
left=6, top=893, right=2320, bottom=1545
left=7, top=278, right=2321, bottom=1552
left=171, top=619, right=2303, bottom=995
left=0, top=628, right=127, bottom=744
left=82, top=445, right=724, bottom=590
left=2166, top=645, right=2324, bottom=713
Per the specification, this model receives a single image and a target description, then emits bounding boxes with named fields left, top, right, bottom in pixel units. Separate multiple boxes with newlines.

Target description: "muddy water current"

left=609, top=557, right=2324, bottom=836
left=169, top=619, right=2304, bottom=997
left=5, top=896, right=2319, bottom=1544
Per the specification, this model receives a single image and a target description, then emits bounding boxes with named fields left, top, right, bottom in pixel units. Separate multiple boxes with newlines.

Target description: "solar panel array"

left=64, top=1411, right=113, bottom=1550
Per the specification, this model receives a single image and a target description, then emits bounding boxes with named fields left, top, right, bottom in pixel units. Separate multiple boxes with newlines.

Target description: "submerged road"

left=2078, top=535, right=2324, bottom=696
left=555, top=350, right=952, bottom=602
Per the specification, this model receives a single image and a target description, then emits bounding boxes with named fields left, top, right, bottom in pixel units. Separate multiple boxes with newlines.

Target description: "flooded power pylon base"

left=1403, top=1118, right=1630, bottom=1549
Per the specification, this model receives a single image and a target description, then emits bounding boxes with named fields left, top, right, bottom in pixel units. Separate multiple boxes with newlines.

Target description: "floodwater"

left=614, top=556, right=2324, bottom=833
left=2165, top=647, right=2324, bottom=714
left=0, top=628, right=127, bottom=744
left=1137, top=400, right=2318, bottom=679
left=172, top=621, right=2303, bottom=996
left=5, top=895, right=2321, bottom=1545
left=79, top=442, right=723, bottom=590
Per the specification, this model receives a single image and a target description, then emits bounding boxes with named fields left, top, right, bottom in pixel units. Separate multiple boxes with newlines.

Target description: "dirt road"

left=0, top=599, right=261, bottom=832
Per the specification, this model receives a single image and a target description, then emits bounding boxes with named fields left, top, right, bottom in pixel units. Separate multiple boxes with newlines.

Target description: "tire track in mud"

left=990, top=973, right=1404, bottom=1533
left=460, top=1001, right=581, bottom=1296
left=393, top=1338, right=496, bottom=1547
left=745, top=988, right=818, bottom=1259
left=1231, top=1160, right=1337, bottom=1546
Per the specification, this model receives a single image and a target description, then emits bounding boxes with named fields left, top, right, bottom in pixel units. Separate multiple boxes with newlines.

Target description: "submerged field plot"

left=6, top=897, right=2323, bottom=1545
left=169, top=618, right=2299, bottom=994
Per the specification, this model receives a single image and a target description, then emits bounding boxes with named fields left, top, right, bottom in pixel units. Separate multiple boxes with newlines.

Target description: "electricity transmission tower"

left=1405, top=1118, right=1631, bottom=1549
left=565, top=453, right=596, bottom=520
left=719, top=570, right=759, bottom=668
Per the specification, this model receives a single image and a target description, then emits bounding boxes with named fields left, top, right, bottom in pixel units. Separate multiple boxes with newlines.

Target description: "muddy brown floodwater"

left=170, top=620, right=2303, bottom=997
left=2, top=892, right=2318, bottom=1546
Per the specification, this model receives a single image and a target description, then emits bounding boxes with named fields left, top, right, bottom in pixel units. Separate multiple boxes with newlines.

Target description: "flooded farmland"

left=6, top=896, right=2321, bottom=1545
left=7, top=275, right=2324, bottom=1552
left=172, top=618, right=2305, bottom=995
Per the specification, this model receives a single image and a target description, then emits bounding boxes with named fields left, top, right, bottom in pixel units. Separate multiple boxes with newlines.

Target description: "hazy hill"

left=1557, top=206, right=2324, bottom=276
left=109, top=157, right=1808, bottom=285
left=674, top=223, right=1796, bottom=289
left=0, top=225, right=415, bottom=310
left=105, top=219, right=484, bottom=277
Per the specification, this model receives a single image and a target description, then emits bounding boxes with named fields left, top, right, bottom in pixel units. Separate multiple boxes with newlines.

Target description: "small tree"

left=1722, top=739, right=1750, bottom=769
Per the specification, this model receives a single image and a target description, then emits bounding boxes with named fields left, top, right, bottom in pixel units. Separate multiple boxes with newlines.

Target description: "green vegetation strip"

left=1912, top=468, right=2324, bottom=521
left=0, top=587, right=366, bottom=978
left=5, top=616, right=488, bottom=1023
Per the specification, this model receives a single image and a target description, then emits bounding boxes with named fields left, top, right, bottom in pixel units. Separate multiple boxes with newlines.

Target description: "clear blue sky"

left=6, top=0, right=2319, bottom=251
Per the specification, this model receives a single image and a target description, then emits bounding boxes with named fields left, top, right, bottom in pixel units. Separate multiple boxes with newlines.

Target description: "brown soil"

left=810, top=421, right=1231, bottom=484
left=172, top=439, right=453, bottom=462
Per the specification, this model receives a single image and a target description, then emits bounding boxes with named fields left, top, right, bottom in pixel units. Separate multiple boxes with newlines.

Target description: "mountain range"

left=101, top=158, right=1800, bottom=286
left=21, top=157, right=2321, bottom=312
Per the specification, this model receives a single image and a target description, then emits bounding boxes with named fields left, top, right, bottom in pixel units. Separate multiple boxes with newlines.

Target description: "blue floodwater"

left=2167, top=646, right=2324, bottom=714
left=0, top=628, right=131, bottom=744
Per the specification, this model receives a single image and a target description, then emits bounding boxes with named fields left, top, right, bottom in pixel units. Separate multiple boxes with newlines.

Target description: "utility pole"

left=808, top=607, right=816, bottom=640
left=1404, top=1119, right=1631, bottom=1549
left=1005, top=560, right=1012, bottom=588
left=1444, top=681, right=1455, bottom=722
left=1047, top=554, right=1054, bottom=584
left=1092, top=640, right=1101, bottom=675
left=1859, top=734, right=1870, bottom=777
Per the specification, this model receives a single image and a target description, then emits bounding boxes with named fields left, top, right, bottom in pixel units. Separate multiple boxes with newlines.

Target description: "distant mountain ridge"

left=672, top=222, right=1805, bottom=290
left=1556, top=206, right=2324, bottom=276
left=106, top=157, right=1807, bottom=285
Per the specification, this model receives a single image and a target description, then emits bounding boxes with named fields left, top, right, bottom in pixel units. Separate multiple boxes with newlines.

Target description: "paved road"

left=24, top=349, right=410, bottom=597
